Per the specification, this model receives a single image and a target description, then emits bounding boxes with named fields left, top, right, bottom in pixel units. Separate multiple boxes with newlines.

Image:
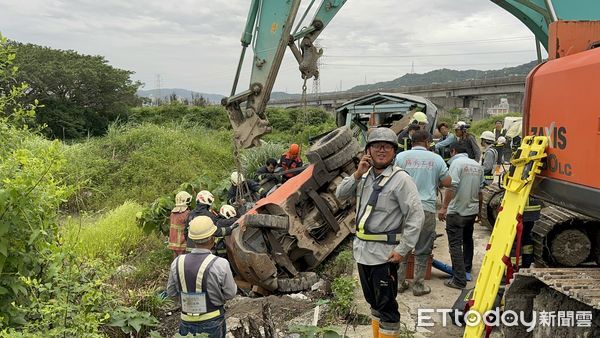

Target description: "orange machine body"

left=524, top=22, right=600, bottom=218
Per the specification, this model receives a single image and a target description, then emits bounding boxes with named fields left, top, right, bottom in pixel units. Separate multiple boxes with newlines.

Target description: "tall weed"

left=62, top=201, right=146, bottom=260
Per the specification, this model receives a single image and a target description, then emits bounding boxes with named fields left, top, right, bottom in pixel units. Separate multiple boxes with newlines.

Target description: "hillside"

left=137, top=88, right=225, bottom=103
left=348, top=60, right=537, bottom=92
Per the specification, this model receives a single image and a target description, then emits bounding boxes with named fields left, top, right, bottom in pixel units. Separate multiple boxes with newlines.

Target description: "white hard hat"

left=196, top=190, right=214, bottom=205
left=412, top=111, right=428, bottom=124
left=497, top=136, right=507, bottom=145
left=480, top=131, right=496, bottom=142
left=230, top=171, right=244, bottom=186
left=172, top=191, right=192, bottom=212
left=219, top=204, right=237, bottom=219
left=188, top=216, right=217, bottom=241
left=454, top=121, right=468, bottom=130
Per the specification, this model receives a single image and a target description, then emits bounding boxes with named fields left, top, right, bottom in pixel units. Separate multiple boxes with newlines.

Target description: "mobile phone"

left=366, top=148, right=374, bottom=166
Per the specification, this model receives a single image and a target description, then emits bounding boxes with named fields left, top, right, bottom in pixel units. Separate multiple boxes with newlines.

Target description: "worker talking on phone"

left=336, top=127, right=424, bottom=338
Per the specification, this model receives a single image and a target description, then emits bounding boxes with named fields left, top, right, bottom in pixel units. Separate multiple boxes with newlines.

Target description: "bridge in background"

left=268, top=76, right=526, bottom=120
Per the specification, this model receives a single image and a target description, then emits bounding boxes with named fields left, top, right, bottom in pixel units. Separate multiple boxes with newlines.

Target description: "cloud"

left=0, top=0, right=538, bottom=94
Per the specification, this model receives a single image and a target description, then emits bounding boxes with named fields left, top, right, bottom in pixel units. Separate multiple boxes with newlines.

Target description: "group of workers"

left=335, top=113, right=510, bottom=338
left=164, top=144, right=304, bottom=337
left=163, top=110, right=513, bottom=337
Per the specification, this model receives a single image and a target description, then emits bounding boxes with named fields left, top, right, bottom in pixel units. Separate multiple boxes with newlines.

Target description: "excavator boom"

left=223, top=0, right=346, bottom=149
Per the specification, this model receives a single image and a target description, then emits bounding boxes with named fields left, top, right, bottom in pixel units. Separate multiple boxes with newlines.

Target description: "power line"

left=325, top=50, right=534, bottom=58
left=321, top=62, right=532, bottom=68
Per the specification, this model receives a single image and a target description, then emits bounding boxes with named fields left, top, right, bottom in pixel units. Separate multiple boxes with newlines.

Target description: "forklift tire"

left=307, top=126, right=353, bottom=160
left=323, top=139, right=360, bottom=172
left=244, top=214, right=289, bottom=230
left=277, top=272, right=320, bottom=293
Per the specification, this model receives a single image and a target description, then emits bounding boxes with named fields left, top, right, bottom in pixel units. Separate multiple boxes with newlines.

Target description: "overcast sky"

left=0, top=0, right=543, bottom=95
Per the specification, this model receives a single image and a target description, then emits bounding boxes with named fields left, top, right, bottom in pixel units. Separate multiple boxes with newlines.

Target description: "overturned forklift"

left=225, top=93, right=438, bottom=293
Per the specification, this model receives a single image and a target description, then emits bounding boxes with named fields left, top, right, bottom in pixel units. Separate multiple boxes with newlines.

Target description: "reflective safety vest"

left=523, top=198, right=542, bottom=222
left=175, top=252, right=223, bottom=322
left=398, top=137, right=411, bottom=153
left=355, top=166, right=405, bottom=244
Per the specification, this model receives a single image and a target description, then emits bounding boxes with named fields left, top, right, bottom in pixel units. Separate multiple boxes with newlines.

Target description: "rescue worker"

left=494, top=136, right=508, bottom=165
left=215, top=205, right=239, bottom=238
left=494, top=120, right=508, bottom=164
left=213, top=205, right=240, bottom=257
left=227, top=171, right=260, bottom=205
left=168, top=191, right=193, bottom=257
left=166, top=216, right=237, bottom=337
left=438, top=142, right=484, bottom=289
left=256, top=158, right=278, bottom=181
left=185, top=191, right=219, bottom=250
left=453, top=121, right=481, bottom=162
left=256, top=158, right=279, bottom=198
left=434, top=122, right=456, bottom=161
left=397, top=111, right=428, bottom=153
left=480, top=131, right=498, bottom=186
left=279, top=144, right=303, bottom=182
left=394, top=130, right=451, bottom=296
left=335, top=127, right=424, bottom=338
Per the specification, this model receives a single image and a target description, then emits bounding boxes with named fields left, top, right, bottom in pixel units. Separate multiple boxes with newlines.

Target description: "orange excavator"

left=222, top=1, right=600, bottom=335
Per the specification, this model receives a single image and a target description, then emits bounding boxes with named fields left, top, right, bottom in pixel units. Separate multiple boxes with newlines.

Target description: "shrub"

left=330, top=276, right=356, bottom=318
left=127, top=103, right=230, bottom=130
left=241, top=141, right=287, bottom=180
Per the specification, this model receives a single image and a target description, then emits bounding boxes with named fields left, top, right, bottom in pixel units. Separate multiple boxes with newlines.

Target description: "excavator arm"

left=223, top=0, right=347, bottom=149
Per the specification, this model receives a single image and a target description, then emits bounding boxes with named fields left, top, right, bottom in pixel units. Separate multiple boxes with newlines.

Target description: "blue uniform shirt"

left=395, top=146, right=449, bottom=213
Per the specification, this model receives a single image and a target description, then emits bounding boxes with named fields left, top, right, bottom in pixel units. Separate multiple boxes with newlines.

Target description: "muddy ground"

left=159, top=218, right=493, bottom=337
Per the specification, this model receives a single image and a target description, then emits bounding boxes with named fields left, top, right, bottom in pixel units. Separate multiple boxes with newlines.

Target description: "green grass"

left=62, top=201, right=148, bottom=260
left=61, top=123, right=234, bottom=211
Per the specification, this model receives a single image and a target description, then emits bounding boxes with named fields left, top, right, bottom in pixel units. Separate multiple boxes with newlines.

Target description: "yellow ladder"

left=463, top=135, right=548, bottom=338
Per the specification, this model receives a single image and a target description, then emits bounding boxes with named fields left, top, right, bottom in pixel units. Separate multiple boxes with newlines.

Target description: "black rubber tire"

left=323, top=139, right=360, bottom=172
left=277, top=272, right=319, bottom=293
left=480, top=184, right=504, bottom=230
left=307, top=126, right=352, bottom=160
left=244, top=214, right=288, bottom=230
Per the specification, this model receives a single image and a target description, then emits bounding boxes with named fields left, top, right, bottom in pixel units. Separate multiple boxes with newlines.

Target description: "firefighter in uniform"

left=213, top=205, right=240, bottom=257
left=168, top=191, right=193, bottom=257
left=186, top=191, right=219, bottom=251
left=166, top=216, right=237, bottom=337
left=480, top=131, right=499, bottom=186
left=336, top=127, right=424, bottom=338
left=396, top=111, right=428, bottom=153
left=279, top=144, right=303, bottom=182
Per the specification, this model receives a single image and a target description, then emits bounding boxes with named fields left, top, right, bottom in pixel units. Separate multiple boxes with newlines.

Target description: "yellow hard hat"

left=412, top=111, right=428, bottom=124
left=188, top=216, right=217, bottom=241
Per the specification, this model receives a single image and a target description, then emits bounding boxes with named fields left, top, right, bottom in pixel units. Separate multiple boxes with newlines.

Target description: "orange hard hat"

left=289, top=143, right=300, bottom=156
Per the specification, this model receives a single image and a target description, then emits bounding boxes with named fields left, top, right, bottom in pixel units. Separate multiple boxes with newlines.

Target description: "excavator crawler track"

left=532, top=205, right=595, bottom=267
